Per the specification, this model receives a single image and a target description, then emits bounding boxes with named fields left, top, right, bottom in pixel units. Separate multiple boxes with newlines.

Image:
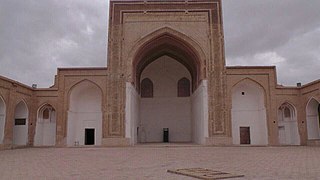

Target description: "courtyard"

left=0, top=145, right=319, bottom=179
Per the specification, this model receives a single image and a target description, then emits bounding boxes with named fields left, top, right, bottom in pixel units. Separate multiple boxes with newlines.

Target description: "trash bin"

left=163, top=128, right=169, bottom=143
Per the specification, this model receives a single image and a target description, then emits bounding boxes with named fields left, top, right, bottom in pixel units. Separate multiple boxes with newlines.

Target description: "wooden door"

left=240, top=127, right=250, bottom=144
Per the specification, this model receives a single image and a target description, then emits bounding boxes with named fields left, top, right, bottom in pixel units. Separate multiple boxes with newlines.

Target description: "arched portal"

left=67, top=80, right=103, bottom=146
left=132, top=30, right=203, bottom=92
left=306, top=98, right=320, bottom=140
left=277, top=103, right=300, bottom=145
left=34, top=104, right=56, bottom=146
left=0, top=97, right=6, bottom=144
left=126, top=30, right=208, bottom=144
left=231, top=80, right=268, bottom=145
left=13, top=101, right=29, bottom=145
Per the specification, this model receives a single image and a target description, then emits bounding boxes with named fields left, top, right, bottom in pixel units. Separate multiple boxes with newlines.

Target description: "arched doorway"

left=277, top=103, right=300, bottom=145
left=13, top=101, right=29, bottom=145
left=126, top=31, right=208, bottom=144
left=306, top=98, right=320, bottom=140
left=67, top=80, right=103, bottom=146
left=0, top=97, right=6, bottom=144
left=34, top=104, right=56, bottom=146
left=231, top=80, right=268, bottom=145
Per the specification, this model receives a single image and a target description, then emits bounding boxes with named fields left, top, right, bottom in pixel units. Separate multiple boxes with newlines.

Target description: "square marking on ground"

left=167, top=168, right=244, bottom=180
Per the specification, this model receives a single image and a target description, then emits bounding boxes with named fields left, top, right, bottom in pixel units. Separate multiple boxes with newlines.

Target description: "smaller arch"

left=278, top=102, right=297, bottom=120
left=277, top=102, right=300, bottom=145
left=306, top=97, right=320, bottom=140
left=0, top=95, right=6, bottom=144
left=0, top=95, right=6, bottom=113
left=0, top=94, right=6, bottom=105
left=34, top=103, right=56, bottom=146
left=37, top=103, right=57, bottom=115
left=306, top=97, right=320, bottom=108
left=37, top=104, right=56, bottom=123
left=13, top=100, right=29, bottom=145
left=177, top=77, right=191, bottom=97
left=141, top=78, right=153, bottom=98
left=14, top=99, right=29, bottom=110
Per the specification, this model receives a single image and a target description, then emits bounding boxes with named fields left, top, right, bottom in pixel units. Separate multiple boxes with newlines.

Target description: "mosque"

left=0, top=0, right=319, bottom=149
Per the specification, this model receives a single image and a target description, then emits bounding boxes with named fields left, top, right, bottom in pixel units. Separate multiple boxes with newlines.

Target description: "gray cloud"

left=0, top=0, right=108, bottom=87
left=0, top=0, right=319, bottom=87
left=223, top=0, right=320, bottom=85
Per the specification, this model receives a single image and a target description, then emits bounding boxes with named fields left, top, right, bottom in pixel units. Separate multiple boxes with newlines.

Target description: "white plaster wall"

left=139, top=56, right=192, bottom=143
left=278, top=108, right=300, bottom=145
left=191, top=80, right=208, bottom=144
left=0, top=98, right=5, bottom=144
left=34, top=109, right=56, bottom=146
left=13, top=101, right=28, bottom=145
left=306, top=99, right=320, bottom=140
left=67, top=81, right=102, bottom=146
left=125, top=82, right=140, bottom=145
left=231, top=82, right=268, bottom=145
left=278, top=121, right=300, bottom=145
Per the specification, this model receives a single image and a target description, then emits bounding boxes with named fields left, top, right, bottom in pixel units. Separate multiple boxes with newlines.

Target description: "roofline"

left=301, top=79, right=320, bottom=88
left=0, top=75, right=33, bottom=90
left=226, top=66, right=276, bottom=69
left=57, top=67, right=108, bottom=71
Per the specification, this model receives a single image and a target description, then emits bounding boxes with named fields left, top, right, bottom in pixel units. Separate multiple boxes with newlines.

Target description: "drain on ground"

left=167, top=168, right=244, bottom=180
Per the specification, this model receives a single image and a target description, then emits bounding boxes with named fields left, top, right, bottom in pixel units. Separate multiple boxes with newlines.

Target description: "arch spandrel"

left=127, top=27, right=207, bottom=82
left=305, top=97, right=320, bottom=109
left=67, top=79, right=103, bottom=111
left=128, top=27, right=207, bottom=92
left=231, top=78, right=268, bottom=99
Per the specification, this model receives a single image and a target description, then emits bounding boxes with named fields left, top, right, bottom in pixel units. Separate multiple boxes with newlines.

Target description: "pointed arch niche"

left=13, top=101, right=29, bottom=145
left=306, top=98, right=320, bottom=140
left=0, top=96, right=6, bottom=144
left=277, top=102, right=300, bottom=145
left=67, top=80, right=103, bottom=146
left=34, top=104, right=56, bottom=146
left=231, top=79, right=268, bottom=145
left=125, top=28, right=208, bottom=145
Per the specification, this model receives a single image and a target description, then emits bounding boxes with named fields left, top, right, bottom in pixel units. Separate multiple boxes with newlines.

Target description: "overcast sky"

left=0, top=0, right=319, bottom=88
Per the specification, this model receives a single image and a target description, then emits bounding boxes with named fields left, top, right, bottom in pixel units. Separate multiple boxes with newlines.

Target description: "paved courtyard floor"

left=0, top=145, right=319, bottom=180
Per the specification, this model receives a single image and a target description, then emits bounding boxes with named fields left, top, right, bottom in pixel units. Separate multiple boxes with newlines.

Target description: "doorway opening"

left=240, top=127, right=251, bottom=144
left=85, top=129, right=95, bottom=145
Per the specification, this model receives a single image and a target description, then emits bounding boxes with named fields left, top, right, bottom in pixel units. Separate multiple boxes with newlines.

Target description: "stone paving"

left=0, top=145, right=320, bottom=180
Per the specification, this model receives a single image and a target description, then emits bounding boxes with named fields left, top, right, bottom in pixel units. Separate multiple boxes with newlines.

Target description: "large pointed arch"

left=231, top=78, right=268, bottom=145
left=67, top=79, right=103, bottom=146
left=129, top=27, right=206, bottom=92
left=67, top=79, right=103, bottom=108
left=232, top=78, right=267, bottom=96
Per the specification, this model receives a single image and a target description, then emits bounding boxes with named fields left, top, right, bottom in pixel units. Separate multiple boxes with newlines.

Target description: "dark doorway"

left=85, top=129, right=95, bottom=145
left=240, top=127, right=251, bottom=144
